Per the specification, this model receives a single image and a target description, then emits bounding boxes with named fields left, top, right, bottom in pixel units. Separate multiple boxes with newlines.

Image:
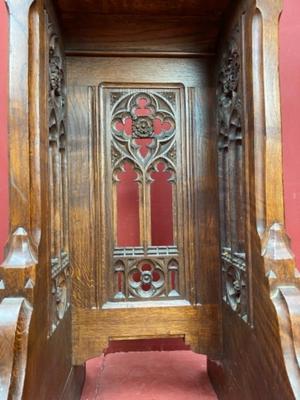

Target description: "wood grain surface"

left=3, top=0, right=300, bottom=399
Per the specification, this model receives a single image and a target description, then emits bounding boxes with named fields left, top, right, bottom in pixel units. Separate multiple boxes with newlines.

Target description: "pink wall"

left=0, top=1, right=300, bottom=265
left=280, top=0, right=300, bottom=267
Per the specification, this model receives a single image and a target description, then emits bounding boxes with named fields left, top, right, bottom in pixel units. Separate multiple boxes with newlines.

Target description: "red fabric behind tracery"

left=150, top=162, right=174, bottom=246
left=116, top=162, right=140, bottom=247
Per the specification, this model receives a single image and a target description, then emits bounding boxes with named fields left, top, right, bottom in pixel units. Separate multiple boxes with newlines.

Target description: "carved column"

left=253, top=0, right=299, bottom=282
left=250, top=0, right=300, bottom=395
left=0, top=0, right=39, bottom=302
left=0, top=2, right=38, bottom=399
left=255, top=0, right=284, bottom=227
left=6, top=0, right=35, bottom=232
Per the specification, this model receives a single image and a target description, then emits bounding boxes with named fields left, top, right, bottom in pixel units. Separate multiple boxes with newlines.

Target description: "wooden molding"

left=0, top=297, right=32, bottom=400
left=5, top=0, right=36, bottom=232
left=273, top=287, right=300, bottom=396
left=3, top=0, right=300, bottom=399
left=255, top=0, right=284, bottom=226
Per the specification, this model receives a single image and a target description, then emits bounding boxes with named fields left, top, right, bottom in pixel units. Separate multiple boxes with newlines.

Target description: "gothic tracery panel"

left=103, top=86, right=185, bottom=302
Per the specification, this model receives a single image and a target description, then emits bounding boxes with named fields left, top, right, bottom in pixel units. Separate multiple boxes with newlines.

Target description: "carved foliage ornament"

left=222, top=250, right=247, bottom=320
left=218, top=38, right=242, bottom=143
left=48, top=18, right=70, bottom=333
left=218, top=30, right=248, bottom=322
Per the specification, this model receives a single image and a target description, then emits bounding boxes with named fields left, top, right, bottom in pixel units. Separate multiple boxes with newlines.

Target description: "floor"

left=81, top=351, right=217, bottom=400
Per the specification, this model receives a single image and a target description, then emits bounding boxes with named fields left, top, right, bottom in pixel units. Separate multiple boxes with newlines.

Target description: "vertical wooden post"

left=255, top=0, right=284, bottom=227
left=6, top=0, right=35, bottom=233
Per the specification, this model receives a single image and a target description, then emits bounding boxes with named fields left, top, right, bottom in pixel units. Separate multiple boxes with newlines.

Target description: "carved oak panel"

left=217, top=24, right=249, bottom=322
left=47, top=14, right=70, bottom=334
left=100, top=84, right=192, bottom=304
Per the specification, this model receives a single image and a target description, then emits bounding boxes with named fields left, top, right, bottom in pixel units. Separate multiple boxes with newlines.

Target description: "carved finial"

left=1, top=227, right=37, bottom=268
left=24, top=278, right=34, bottom=289
left=266, top=270, right=277, bottom=280
left=0, top=228, right=37, bottom=302
left=262, top=223, right=294, bottom=261
left=262, top=223, right=298, bottom=282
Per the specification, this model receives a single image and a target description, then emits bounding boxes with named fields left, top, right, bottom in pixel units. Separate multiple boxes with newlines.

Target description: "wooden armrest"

left=0, top=297, right=32, bottom=400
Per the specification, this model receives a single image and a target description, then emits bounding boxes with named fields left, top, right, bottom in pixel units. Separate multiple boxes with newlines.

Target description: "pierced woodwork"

left=48, top=15, right=70, bottom=334
left=217, top=25, right=248, bottom=322
left=4, top=0, right=300, bottom=399
left=106, top=87, right=184, bottom=302
left=68, top=57, right=220, bottom=360
left=128, top=260, right=165, bottom=298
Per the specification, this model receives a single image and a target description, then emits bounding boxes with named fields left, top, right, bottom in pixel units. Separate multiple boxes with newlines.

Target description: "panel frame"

left=98, top=82, right=194, bottom=306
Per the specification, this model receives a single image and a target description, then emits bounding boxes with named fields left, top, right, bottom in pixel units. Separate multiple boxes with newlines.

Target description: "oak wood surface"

left=208, top=1, right=300, bottom=399
left=55, top=0, right=231, bottom=16
left=59, top=15, right=222, bottom=56
left=3, top=0, right=300, bottom=399
left=0, top=298, right=32, bottom=400
left=54, top=0, right=232, bottom=56
left=73, top=304, right=220, bottom=365
left=67, top=54, right=221, bottom=363
left=0, top=1, right=80, bottom=399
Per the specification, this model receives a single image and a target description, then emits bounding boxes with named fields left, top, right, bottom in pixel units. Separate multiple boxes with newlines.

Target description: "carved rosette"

left=128, top=260, right=165, bottom=298
left=48, top=17, right=70, bottom=334
left=113, top=256, right=180, bottom=300
left=111, top=91, right=176, bottom=169
left=132, top=116, right=154, bottom=138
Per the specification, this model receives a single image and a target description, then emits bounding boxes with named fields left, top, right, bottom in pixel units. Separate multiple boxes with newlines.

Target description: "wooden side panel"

left=0, top=1, right=84, bottom=399
left=209, top=1, right=300, bottom=399
left=23, top=1, right=79, bottom=398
